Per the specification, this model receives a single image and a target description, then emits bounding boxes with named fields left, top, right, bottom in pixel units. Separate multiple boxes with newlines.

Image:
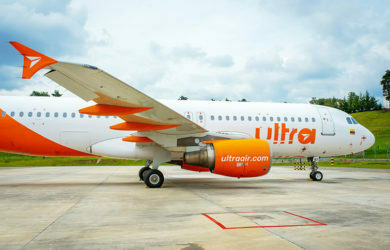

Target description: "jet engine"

left=183, top=139, right=271, bottom=178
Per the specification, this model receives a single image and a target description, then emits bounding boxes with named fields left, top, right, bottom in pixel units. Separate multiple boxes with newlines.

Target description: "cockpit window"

left=346, top=117, right=352, bottom=124
left=351, top=118, right=358, bottom=124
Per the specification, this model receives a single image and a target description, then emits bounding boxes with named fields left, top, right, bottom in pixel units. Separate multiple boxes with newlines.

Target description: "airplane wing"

left=9, top=42, right=207, bottom=146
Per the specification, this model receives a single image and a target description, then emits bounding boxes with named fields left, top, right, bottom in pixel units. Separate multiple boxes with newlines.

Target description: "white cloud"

left=1, top=0, right=389, bottom=104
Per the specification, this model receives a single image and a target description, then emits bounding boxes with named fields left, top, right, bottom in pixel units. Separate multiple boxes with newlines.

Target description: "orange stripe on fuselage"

left=0, top=109, right=93, bottom=157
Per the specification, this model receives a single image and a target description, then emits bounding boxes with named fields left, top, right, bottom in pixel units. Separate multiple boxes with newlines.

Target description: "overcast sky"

left=0, top=0, right=389, bottom=103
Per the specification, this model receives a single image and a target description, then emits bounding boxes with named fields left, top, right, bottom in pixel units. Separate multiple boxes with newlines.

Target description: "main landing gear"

left=308, top=157, right=323, bottom=181
left=138, top=160, right=164, bottom=188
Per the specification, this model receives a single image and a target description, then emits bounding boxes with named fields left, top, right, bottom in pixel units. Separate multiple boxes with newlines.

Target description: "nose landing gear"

left=308, top=157, right=323, bottom=181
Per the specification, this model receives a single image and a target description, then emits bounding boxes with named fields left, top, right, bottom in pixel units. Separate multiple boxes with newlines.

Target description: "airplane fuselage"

left=0, top=96, right=375, bottom=159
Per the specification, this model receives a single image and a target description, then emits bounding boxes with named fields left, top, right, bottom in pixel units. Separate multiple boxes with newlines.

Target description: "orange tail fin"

left=9, top=41, right=57, bottom=79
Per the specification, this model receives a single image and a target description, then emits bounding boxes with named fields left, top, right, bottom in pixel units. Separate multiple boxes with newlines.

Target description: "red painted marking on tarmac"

left=202, top=211, right=327, bottom=230
left=281, top=211, right=327, bottom=225
left=201, top=213, right=227, bottom=229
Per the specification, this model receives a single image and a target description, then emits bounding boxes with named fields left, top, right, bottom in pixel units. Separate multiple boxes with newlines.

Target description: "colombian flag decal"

left=350, top=128, right=355, bottom=135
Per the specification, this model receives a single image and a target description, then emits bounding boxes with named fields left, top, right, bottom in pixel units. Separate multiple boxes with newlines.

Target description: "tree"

left=30, top=91, right=49, bottom=96
left=381, top=70, right=390, bottom=101
left=178, top=96, right=188, bottom=100
left=210, top=98, right=216, bottom=101
left=310, top=91, right=381, bottom=113
left=238, top=98, right=248, bottom=102
left=51, top=90, right=62, bottom=97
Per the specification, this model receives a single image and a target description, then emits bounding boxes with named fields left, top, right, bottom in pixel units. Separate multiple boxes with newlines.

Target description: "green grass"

left=351, top=110, right=390, bottom=158
left=0, top=153, right=146, bottom=167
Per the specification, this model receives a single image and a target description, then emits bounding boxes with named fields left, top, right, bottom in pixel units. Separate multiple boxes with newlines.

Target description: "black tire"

left=312, top=171, right=323, bottom=181
left=144, top=169, right=164, bottom=188
left=139, top=166, right=151, bottom=181
left=309, top=172, right=315, bottom=180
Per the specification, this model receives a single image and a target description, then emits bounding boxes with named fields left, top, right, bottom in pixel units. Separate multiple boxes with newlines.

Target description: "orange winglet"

left=79, top=104, right=151, bottom=116
left=9, top=41, right=58, bottom=79
left=110, top=122, right=180, bottom=131
left=122, top=136, right=153, bottom=143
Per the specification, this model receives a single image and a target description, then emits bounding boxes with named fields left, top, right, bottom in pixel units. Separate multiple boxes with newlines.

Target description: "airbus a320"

left=0, top=42, right=375, bottom=188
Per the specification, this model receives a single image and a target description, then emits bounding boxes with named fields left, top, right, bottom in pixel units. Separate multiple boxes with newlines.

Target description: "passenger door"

left=316, top=107, right=335, bottom=135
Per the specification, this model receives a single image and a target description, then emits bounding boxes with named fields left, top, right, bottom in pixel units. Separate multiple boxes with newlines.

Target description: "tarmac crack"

left=263, top=227, right=304, bottom=249
left=181, top=186, right=235, bottom=213
left=21, top=174, right=111, bottom=249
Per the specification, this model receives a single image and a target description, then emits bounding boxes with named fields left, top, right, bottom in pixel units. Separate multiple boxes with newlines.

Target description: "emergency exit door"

left=197, top=112, right=205, bottom=126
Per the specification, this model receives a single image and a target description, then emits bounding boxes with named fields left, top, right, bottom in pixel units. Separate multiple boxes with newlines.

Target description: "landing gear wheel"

left=139, top=166, right=151, bottom=181
left=144, top=169, right=164, bottom=188
left=311, top=171, right=323, bottom=181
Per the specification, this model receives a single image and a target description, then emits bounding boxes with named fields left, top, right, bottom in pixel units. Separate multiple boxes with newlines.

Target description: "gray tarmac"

left=0, top=165, right=389, bottom=249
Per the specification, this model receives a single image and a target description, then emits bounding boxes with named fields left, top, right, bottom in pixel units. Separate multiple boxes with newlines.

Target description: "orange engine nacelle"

left=183, top=139, right=271, bottom=178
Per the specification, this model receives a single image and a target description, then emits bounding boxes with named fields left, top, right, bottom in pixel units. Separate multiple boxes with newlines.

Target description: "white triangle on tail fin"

left=26, top=56, right=41, bottom=68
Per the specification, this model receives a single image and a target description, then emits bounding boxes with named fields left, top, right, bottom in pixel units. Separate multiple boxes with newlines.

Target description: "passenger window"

left=28, top=112, right=32, bottom=117
left=291, top=117, right=295, bottom=122
left=226, top=115, right=230, bottom=121
left=346, top=117, right=352, bottom=124
left=54, top=112, right=58, bottom=118
left=71, top=113, right=76, bottom=118
left=298, top=117, right=302, bottom=122
left=114, top=116, right=118, bottom=119
left=37, top=112, right=41, bottom=117
left=262, top=116, right=266, bottom=122
left=80, top=114, right=84, bottom=118
left=97, top=116, right=101, bottom=119
left=312, top=117, right=316, bottom=122
left=89, top=115, right=93, bottom=118
left=63, top=113, right=67, bottom=118
left=218, top=115, right=222, bottom=120
left=255, top=116, right=259, bottom=121
left=46, top=112, right=50, bottom=118
left=105, top=116, right=109, bottom=119
left=241, top=116, right=245, bottom=121
left=248, top=116, right=252, bottom=121
left=1, top=111, right=5, bottom=117
left=284, top=117, right=288, bottom=122
left=211, top=115, right=215, bottom=120
left=277, top=117, right=281, bottom=122
left=351, top=118, right=358, bottom=124
left=270, top=117, right=274, bottom=122
left=233, top=116, right=237, bottom=121
left=305, top=117, right=309, bottom=122
left=19, top=112, right=24, bottom=117
left=10, top=112, right=15, bottom=117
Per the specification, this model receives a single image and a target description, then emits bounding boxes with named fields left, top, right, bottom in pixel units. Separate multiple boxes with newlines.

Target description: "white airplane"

left=0, top=42, right=375, bottom=188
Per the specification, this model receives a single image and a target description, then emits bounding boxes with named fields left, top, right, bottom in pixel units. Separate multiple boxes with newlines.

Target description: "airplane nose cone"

left=367, top=130, right=375, bottom=148
left=363, top=127, right=375, bottom=149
